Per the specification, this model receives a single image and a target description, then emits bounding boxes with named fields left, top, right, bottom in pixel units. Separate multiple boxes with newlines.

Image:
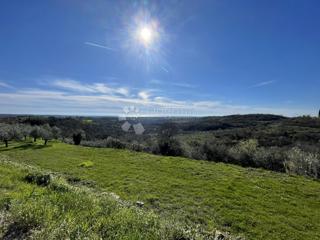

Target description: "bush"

left=78, top=161, right=94, bottom=168
left=80, top=139, right=147, bottom=152
left=157, top=138, right=183, bottom=156
left=25, top=172, right=51, bottom=186
left=126, top=141, right=146, bottom=152
left=186, top=141, right=206, bottom=160
left=200, top=141, right=228, bottom=162
left=228, top=139, right=259, bottom=167
left=253, top=147, right=286, bottom=172
left=284, top=147, right=320, bottom=178
left=72, top=132, right=83, bottom=145
left=106, top=137, right=126, bottom=149
left=49, top=177, right=71, bottom=192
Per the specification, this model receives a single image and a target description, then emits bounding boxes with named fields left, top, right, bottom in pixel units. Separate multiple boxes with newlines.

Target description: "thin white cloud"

left=116, top=87, right=129, bottom=96
left=150, top=79, right=195, bottom=89
left=251, top=80, right=275, bottom=88
left=0, top=88, right=313, bottom=117
left=52, top=79, right=130, bottom=96
left=150, top=79, right=162, bottom=84
left=161, top=66, right=169, bottom=73
left=53, top=79, right=94, bottom=93
left=138, top=91, right=151, bottom=100
left=172, top=82, right=195, bottom=88
left=0, top=81, right=12, bottom=89
left=84, top=42, right=116, bottom=51
left=0, top=78, right=314, bottom=117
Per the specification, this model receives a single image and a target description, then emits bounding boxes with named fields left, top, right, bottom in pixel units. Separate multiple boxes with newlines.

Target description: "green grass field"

left=1, top=141, right=320, bottom=239
left=0, top=159, right=191, bottom=239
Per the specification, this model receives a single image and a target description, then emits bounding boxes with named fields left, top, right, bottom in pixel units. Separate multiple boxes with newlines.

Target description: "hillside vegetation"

left=1, top=141, right=319, bottom=239
left=2, top=114, right=320, bottom=179
left=0, top=159, right=199, bottom=239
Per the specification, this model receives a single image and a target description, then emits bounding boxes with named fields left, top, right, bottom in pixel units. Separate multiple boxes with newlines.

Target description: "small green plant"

left=78, top=161, right=94, bottom=168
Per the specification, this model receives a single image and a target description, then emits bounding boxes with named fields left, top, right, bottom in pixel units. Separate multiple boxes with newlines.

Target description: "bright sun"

left=136, top=24, right=158, bottom=47
left=139, top=27, right=153, bottom=44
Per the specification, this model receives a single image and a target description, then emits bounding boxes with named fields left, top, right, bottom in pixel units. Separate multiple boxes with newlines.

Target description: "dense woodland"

left=0, top=114, right=319, bottom=179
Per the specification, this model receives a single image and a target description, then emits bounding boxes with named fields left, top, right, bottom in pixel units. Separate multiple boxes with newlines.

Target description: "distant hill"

left=177, top=114, right=287, bottom=131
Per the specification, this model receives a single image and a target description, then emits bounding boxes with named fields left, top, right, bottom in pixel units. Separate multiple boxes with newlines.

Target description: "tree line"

left=0, top=123, right=61, bottom=147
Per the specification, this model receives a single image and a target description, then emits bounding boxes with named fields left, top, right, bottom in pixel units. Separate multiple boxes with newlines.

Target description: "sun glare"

left=135, top=22, right=159, bottom=48
left=139, top=27, right=153, bottom=44
left=126, top=11, right=165, bottom=66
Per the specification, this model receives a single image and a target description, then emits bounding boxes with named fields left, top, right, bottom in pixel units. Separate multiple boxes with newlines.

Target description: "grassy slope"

left=0, top=161, right=191, bottom=239
left=1, top=141, right=320, bottom=240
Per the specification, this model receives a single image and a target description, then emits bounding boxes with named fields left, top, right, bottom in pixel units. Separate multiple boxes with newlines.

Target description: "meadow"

left=1, top=141, right=319, bottom=239
left=0, top=158, right=190, bottom=239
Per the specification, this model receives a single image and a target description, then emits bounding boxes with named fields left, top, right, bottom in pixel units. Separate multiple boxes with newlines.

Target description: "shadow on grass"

left=0, top=143, right=52, bottom=152
left=2, top=221, right=34, bottom=240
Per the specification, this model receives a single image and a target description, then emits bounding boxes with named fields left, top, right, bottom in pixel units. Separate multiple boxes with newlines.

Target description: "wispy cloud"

left=0, top=78, right=313, bottom=117
left=52, top=79, right=129, bottom=96
left=161, top=66, right=169, bottom=73
left=53, top=79, right=94, bottom=93
left=150, top=79, right=195, bottom=89
left=0, top=81, right=12, bottom=89
left=251, top=80, right=275, bottom=88
left=150, top=79, right=162, bottom=84
left=172, top=82, right=195, bottom=88
left=84, top=42, right=116, bottom=51
left=138, top=90, right=151, bottom=100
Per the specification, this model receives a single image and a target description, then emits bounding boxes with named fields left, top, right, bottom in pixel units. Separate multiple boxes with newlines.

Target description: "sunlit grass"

left=1, top=141, right=320, bottom=239
left=0, top=161, right=189, bottom=239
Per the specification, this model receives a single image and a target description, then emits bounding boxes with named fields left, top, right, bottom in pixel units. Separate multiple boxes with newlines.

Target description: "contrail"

left=250, top=80, right=275, bottom=88
left=161, top=66, right=169, bottom=73
left=84, top=42, right=116, bottom=51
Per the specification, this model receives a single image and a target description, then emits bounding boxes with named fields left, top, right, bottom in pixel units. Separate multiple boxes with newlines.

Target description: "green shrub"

left=106, top=136, right=126, bottom=149
left=49, top=177, right=70, bottom=192
left=127, top=141, right=145, bottom=152
left=78, top=161, right=94, bottom=168
left=200, top=140, right=228, bottom=162
left=157, top=138, right=183, bottom=156
left=24, top=172, right=51, bottom=186
left=253, top=147, right=285, bottom=172
left=72, top=130, right=85, bottom=145
left=228, top=139, right=258, bottom=166
left=186, top=141, right=206, bottom=160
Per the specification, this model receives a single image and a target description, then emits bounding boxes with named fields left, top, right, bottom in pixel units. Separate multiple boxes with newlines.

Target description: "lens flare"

left=139, top=27, right=153, bottom=45
left=135, top=22, right=159, bottom=49
left=123, top=10, right=168, bottom=70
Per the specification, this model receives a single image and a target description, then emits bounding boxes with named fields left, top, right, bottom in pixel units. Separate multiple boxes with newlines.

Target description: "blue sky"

left=0, top=0, right=319, bottom=116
